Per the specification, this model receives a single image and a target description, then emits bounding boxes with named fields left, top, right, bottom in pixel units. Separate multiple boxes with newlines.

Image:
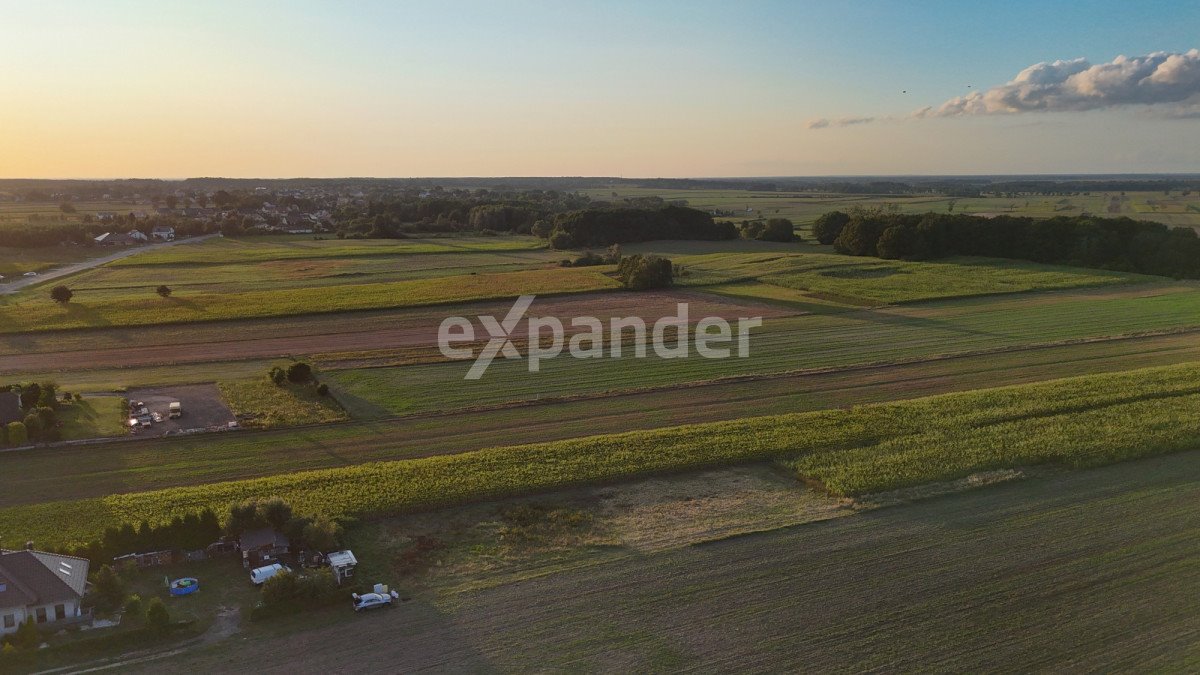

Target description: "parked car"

left=352, top=590, right=399, bottom=612
left=250, top=563, right=290, bottom=586
left=23, top=271, right=37, bottom=277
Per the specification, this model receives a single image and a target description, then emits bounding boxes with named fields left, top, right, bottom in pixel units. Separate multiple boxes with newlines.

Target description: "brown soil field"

left=0, top=289, right=797, bottom=373
left=126, top=450, right=1200, bottom=673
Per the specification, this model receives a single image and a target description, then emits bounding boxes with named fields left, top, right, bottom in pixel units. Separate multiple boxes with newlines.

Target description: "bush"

left=316, top=383, right=330, bottom=397
left=741, top=218, right=795, bottom=242
left=144, top=598, right=170, bottom=634
left=286, top=362, right=313, bottom=384
left=5, top=422, right=27, bottom=447
left=256, top=569, right=341, bottom=618
left=616, top=254, right=674, bottom=291
left=156, top=285, right=172, bottom=298
left=269, top=367, right=287, bottom=386
left=50, top=285, right=73, bottom=304
left=123, top=595, right=144, bottom=623
left=10, top=618, right=40, bottom=651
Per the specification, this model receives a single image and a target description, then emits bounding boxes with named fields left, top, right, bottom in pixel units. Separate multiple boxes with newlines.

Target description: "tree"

left=269, top=366, right=287, bottom=386
left=91, top=565, right=127, bottom=614
left=812, top=211, right=850, bottom=245
left=759, top=218, right=796, bottom=242
left=156, top=285, right=172, bottom=298
left=18, top=383, right=40, bottom=410
left=50, top=285, right=73, bottom=304
left=548, top=230, right=575, bottom=250
left=286, top=362, right=312, bottom=384
left=7, top=422, right=28, bottom=447
left=316, top=383, right=329, bottom=396
left=21, top=413, right=42, bottom=441
left=59, top=202, right=76, bottom=214
left=164, top=195, right=178, bottom=210
left=616, top=254, right=674, bottom=291
left=302, top=515, right=341, bottom=552
left=260, top=496, right=294, bottom=530
left=144, top=597, right=170, bottom=633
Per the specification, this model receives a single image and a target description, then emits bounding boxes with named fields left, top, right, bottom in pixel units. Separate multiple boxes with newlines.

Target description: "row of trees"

left=543, top=206, right=736, bottom=249
left=1, top=382, right=69, bottom=446
left=816, top=209, right=1200, bottom=278
left=738, top=217, right=797, bottom=242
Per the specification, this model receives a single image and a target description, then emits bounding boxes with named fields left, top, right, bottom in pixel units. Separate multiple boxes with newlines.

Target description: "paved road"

left=0, top=234, right=218, bottom=295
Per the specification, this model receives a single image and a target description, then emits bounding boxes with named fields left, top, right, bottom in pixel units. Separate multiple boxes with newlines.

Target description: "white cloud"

left=922, top=49, right=1200, bottom=117
left=806, top=116, right=876, bottom=130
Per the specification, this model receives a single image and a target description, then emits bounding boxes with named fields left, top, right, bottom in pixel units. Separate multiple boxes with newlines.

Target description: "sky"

left=0, top=0, right=1198, bottom=178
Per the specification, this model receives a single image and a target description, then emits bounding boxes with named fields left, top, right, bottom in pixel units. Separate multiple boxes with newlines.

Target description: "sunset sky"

left=1, top=0, right=1198, bottom=178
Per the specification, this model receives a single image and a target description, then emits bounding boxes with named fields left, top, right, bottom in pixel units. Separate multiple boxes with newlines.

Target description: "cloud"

left=922, top=49, right=1200, bottom=117
left=806, top=116, right=876, bottom=130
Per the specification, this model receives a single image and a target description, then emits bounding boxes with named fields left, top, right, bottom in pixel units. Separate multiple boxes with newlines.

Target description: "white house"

left=151, top=226, right=176, bottom=241
left=326, top=550, right=358, bottom=585
left=0, top=547, right=90, bottom=635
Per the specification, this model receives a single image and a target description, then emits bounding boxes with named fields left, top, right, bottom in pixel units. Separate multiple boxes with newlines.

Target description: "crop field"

left=671, top=251, right=1137, bottom=304
left=156, top=450, right=1199, bottom=673
left=0, top=266, right=619, bottom=333
left=5, top=329, right=1200, bottom=511
left=113, top=234, right=549, bottom=265
left=580, top=187, right=1200, bottom=233
left=4, top=362, right=1200, bottom=549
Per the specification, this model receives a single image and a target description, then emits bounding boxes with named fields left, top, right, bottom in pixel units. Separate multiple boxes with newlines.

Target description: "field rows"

left=5, top=362, right=1200, bottom=548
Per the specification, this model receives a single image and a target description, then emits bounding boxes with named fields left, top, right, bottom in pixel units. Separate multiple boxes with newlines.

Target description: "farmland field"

left=137, top=450, right=1200, bottom=673
left=4, top=362, right=1200, bottom=549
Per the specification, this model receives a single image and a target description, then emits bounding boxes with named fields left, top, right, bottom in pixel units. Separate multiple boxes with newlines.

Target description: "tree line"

left=813, top=209, right=1200, bottom=278
left=541, top=205, right=736, bottom=248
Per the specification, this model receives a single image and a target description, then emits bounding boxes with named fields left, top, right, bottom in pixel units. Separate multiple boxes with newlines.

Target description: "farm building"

left=0, top=391, right=21, bottom=426
left=93, top=232, right=139, bottom=246
left=326, top=550, right=358, bottom=585
left=240, top=528, right=290, bottom=569
left=0, top=546, right=90, bottom=635
left=151, top=226, right=176, bottom=241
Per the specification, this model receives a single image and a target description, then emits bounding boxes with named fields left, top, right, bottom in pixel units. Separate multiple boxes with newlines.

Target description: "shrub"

left=50, top=285, right=73, bottom=304
left=123, top=595, right=144, bottom=622
left=316, top=383, right=330, bottom=397
left=269, top=367, right=287, bottom=386
left=156, top=285, right=172, bottom=298
left=144, top=598, right=170, bottom=634
left=286, top=362, right=313, bottom=384
left=548, top=230, right=575, bottom=250
left=11, top=618, right=40, bottom=651
left=5, top=422, right=27, bottom=446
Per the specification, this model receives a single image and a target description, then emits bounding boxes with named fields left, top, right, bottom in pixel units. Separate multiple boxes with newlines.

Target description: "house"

left=0, top=391, right=20, bottom=426
left=94, top=232, right=137, bottom=246
left=0, top=546, right=90, bottom=635
left=325, top=550, right=357, bottom=585
left=127, top=230, right=149, bottom=242
left=151, top=226, right=175, bottom=241
left=239, top=528, right=290, bottom=569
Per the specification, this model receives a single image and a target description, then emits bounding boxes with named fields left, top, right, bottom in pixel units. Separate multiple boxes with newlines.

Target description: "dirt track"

left=0, top=289, right=797, bottom=373
left=129, top=451, right=1200, bottom=673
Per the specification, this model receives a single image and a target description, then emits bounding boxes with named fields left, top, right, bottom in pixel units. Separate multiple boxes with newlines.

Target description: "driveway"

left=0, top=233, right=218, bottom=295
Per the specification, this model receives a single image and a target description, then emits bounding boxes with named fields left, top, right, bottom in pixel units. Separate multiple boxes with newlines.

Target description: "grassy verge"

left=218, top=378, right=348, bottom=428
left=5, top=362, right=1200, bottom=549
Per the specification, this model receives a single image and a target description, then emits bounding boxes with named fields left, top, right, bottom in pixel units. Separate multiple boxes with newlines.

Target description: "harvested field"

left=0, top=289, right=795, bottom=373
left=130, top=451, right=1200, bottom=673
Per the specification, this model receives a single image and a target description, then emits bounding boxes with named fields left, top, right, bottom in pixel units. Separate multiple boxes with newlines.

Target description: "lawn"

left=58, top=395, right=127, bottom=440
left=218, top=377, right=348, bottom=428
left=5, top=361, right=1200, bottom=549
left=0, top=266, right=619, bottom=333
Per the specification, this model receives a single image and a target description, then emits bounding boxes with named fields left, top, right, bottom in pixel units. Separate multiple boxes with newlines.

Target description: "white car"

left=250, top=563, right=290, bottom=586
left=23, top=271, right=38, bottom=277
left=352, top=590, right=399, bottom=612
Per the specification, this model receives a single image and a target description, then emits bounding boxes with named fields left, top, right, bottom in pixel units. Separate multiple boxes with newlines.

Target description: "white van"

left=250, top=563, right=290, bottom=586
left=168, top=401, right=182, bottom=419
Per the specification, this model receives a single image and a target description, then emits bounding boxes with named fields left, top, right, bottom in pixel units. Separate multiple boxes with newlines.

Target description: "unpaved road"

left=129, top=451, right=1200, bottom=673
left=0, top=234, right=218, bottom=296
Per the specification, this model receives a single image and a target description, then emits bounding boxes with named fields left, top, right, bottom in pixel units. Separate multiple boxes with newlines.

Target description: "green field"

left=671, top=251, right=1137, bottom=304
left=0, top=245, right=101, bottom=276
left=4, top=362, right=1200, bottom=549
left=57, top=396, right=127, bottom=441
left=0, top=266, right=618, bottom=333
